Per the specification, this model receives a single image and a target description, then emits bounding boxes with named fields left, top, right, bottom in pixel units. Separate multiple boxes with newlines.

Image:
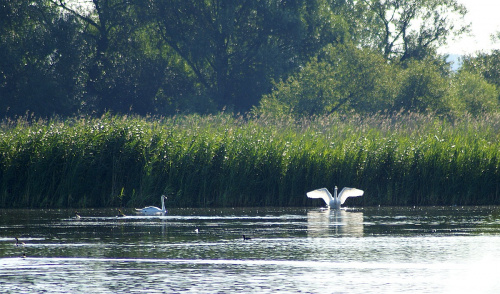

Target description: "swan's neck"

left=161, top=196, right=165, bottom=212
left=330, top=186, right=340, bottom=209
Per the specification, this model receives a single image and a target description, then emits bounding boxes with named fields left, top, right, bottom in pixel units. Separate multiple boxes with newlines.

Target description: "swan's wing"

left=307, top=188, right=332, bottom=206
left=136, top=206, right=161, bottom=213
left=339, top=187, right=364, bottom=205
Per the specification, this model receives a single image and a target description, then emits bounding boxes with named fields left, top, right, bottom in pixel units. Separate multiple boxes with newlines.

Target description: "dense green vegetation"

left=2, top=0, right=500, bottom=118
left=1, top=113, right=499, bottom=208
left=2, top=1, right=500, bottom=208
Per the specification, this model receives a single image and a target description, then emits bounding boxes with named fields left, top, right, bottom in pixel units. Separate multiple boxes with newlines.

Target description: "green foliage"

left=148, top=0, right=348, bottom=112
left=1, top=113, right=499, bottom=208
left=255, top=44, right=397, bottom=117
left=255, top=45, right=468, bottom=117
left=447, top=71, right=499, bottom=115
left=393, top=59, right=451, bottom=113
left=50, top=0, right=174, bottom=115
left=342, top=0, right=469, bottom=62
left=461, top=50, right=500, bottom=93
left=0, top=0, right=494, bottom=118
left=0, top=0, right=85, bottom=117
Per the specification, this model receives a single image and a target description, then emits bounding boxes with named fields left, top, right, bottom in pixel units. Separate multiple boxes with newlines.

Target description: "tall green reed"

left=1, top=112, right=499, bottom=208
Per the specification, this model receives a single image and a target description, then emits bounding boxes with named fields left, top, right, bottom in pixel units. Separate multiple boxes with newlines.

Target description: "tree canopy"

left=349, top=0, right=469, bottom=62
left=0, top=0, right=498, bottom=118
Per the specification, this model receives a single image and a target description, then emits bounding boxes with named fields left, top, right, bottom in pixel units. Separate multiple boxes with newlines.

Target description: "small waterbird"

left=307, top=186, right=364, bottom=209
left=117, top=209, right=126, bottom=217
left=15, top=237, right=25, bottom=247
left=242, top=235, right=252, bottom=240
left=75, top=212, right=81, bottom=219
left=135, top=195, right=167, bottom=216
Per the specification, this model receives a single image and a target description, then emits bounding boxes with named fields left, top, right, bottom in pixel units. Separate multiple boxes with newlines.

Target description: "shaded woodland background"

left=1, top=0, right=499, bottom=118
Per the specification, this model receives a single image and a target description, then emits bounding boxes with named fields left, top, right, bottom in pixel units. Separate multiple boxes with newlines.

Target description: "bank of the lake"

left=0, top=113, right=499, bottom=208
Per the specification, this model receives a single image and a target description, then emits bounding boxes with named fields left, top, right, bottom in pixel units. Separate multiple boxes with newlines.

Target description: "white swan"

left=307, top=186, right=364, bottom=209
left=135, top=195, right=167, bottom=215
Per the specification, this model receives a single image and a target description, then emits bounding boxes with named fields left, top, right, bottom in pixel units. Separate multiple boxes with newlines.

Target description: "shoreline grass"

left=1, top=112, right=499, bottom=208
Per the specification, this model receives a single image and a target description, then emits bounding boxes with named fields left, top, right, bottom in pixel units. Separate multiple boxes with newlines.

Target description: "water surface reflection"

left=307, top=209, right=364, bottom=237
left=1, top=206, right=500, bottom=293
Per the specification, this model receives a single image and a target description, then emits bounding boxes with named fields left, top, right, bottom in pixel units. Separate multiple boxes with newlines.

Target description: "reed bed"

left=1, top=112, right=499, bottom=208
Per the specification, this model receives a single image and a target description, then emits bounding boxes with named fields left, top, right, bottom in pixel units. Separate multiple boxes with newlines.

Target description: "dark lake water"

left=1, top=206, right=500, bottom=293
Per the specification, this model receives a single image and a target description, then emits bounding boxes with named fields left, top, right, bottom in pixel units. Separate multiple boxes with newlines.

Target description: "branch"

left=48, top=0, right=99, bottom=29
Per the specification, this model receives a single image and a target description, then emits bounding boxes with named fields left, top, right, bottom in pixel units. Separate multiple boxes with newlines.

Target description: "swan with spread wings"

left=307, top=186, right=364, bottom=209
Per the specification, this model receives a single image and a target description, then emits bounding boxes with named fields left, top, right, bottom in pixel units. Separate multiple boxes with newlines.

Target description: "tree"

left=255, top=43, right=398, bottom=117
left=149, top=0, right=347, bottom=112
left=447, top=71, right=499, bottom=115
left=341, top=0, right=469, bottom=62
left=48, top=0, right=170, bottom=115
left=461, top=50, right=500, bottom=94
left=0, top=0, right=85, bottom=117
left=393, top=59, right=450, bottom=113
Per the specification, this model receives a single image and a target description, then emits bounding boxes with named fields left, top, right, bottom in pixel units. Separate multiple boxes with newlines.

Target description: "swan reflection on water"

left=307, top=209, right=364, bottom=237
